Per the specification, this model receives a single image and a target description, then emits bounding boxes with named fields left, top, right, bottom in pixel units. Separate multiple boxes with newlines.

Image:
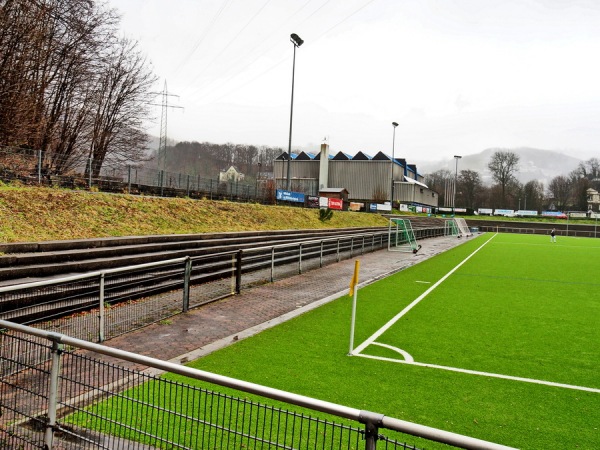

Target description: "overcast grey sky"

left=109, top=0, right=600, bottom=162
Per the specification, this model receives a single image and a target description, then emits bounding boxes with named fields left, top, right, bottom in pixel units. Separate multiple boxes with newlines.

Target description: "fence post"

left=362, top=236, right=365, bottom=255
left=37, top=150, right=42, bottom=184
left=98, top=273, right=105, bottom=342
left=88, top=158, right=93, bottom=188
left=183, top=257, right=192, bottom=312
left=45, top=337, right=63, bottom=449
left=235, top=250, right=242, bottom=294
left=298, top=243, right=303, bottom=274
left=360, top=411, right=384, bottom=450
left=127, top=165, right=132, bottom=194
left=319, top=241, right=324, bottom=268
left=350, top=237, right=354, bottom=257
left=337, top=239, right=340, bottom=262
left=270, top=247, right=275, bottom=282
left=186, top=175, right=190, bottom=197
left=210, top=179, right=213, bottom=200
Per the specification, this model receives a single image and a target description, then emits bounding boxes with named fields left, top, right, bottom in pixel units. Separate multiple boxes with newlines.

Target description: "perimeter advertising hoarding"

left=276, top=189, right=305, bottom=203
left=328, top=198, right=343, bottom=210
left=307, top=196, right=319, bottom=208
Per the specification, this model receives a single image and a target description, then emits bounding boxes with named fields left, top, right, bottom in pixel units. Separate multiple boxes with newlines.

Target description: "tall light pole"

left=390, top=122, right=399, bottom=207
left=453, top=155, right=462, bottom=215
left=286, top=33, right=304, bottom=190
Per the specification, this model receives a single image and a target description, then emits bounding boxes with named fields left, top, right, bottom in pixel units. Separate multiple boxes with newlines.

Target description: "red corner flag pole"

left=348, top=260, right=360, bottom=355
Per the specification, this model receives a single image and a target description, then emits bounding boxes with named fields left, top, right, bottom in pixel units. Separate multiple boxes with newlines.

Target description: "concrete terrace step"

left=0, top=227, right=387, bottom=283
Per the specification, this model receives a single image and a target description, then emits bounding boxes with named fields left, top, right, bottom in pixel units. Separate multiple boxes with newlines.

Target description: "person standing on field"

left=550, top=228, right=556, bottom=243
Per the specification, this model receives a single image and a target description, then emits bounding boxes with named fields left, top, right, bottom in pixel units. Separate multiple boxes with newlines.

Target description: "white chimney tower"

left=318, top=143, right=329, bottom=190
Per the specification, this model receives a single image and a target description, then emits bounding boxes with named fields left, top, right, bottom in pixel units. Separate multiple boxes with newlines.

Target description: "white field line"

left=352, top=233, right=497, bottom=355
left=356, top=353, right=600, bottom=394
left=371, top=342, right=414, bottom=362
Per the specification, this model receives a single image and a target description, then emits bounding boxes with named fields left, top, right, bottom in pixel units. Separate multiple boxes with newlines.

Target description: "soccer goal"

left=444, top=220, right=459, bottom=236
left=388, top=218, right=419, bottom=252
left=455, top=218, right=473, bottom=238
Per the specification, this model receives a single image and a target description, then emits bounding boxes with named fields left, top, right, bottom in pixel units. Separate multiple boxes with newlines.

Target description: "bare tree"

left=424, top=169, right=452, bottom=207
left=0, top=0, right=156, bottom=177
left=87, top=37, right=157, bottom=178
left=547, top=175, right=572, bottom=211
left=522, top=180, right=545, bottom=212
left=487, top=150, right=520, bottom=205
left=457, top=169, right=482, bottom=209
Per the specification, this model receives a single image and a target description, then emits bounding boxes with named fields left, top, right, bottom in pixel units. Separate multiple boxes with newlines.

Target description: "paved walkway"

left=100, top=235, right=465, bottom=370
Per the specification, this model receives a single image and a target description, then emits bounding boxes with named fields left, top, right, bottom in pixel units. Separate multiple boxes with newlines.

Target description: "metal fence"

left=0, top=231, right=392, bottom=344
left=0, top=146, right=274, bottom=204
left=475, top=225, right=600, bottom=238
left=0, top=320, right=516, bottom=450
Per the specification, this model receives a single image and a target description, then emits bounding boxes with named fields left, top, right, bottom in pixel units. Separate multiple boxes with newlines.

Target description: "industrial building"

left=273, top=144, right=439, bottom=209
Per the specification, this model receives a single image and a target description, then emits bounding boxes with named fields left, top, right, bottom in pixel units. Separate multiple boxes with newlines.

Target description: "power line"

left=183, top=0, right=315, bottom=101
left=190, top=0, right=378, bottom=104
left=171, top=0, right=234, bottom=74
left=183, top=0, right=274, bottom=91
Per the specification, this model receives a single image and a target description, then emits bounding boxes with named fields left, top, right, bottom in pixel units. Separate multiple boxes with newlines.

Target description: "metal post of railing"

left=186, top=175, right=190, bottom=197
left=360, top=412, right=384, bottom=450
left=127, top=165, right=132, bottom=194
left=298, top=243, right=303, bottom=274
left=160, top=170, right=164, bottom=197
left=337, top=239, right=340, bottom=262
left=319, top=241, right=324, bottom=268
left=99, top=273, right=105, bottom=343
left=235, top=250, right=242, bottom=294
left=45, top=337, right=63, bottom=449
left=88, top=158, right=93, bottom=188
left=270, top=247, right=275, bottom=282
left=350, top=237, right=354, bottom=258
left=37, top=150, right=42, bottom=184
left=183, top=257, right=192, bottom=312
left=362, top=236, right=365, bottom=255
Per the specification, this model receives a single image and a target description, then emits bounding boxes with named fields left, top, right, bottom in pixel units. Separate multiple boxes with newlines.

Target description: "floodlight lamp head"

left=290, top=33, right=304, bottom=47
left=392, top=122, right=399, bottom=127
left=454, top=155, right=462, bottom=159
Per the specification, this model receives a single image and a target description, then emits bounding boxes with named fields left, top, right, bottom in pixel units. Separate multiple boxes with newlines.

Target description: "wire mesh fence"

left=0, top=324, right=514, bottom=450
left=0, top=145, right=274, bottom=204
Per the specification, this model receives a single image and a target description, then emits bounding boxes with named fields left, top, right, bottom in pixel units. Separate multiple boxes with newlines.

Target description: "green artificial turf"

left=67, top=233, right=600, bottom=449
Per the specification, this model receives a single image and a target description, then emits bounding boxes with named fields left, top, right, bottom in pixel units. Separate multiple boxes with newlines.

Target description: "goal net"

left=388, top=218, right=419, bottom=252
left=444, top=220, right=459, bottom=236
left=455, top=218, right=473, bottom=237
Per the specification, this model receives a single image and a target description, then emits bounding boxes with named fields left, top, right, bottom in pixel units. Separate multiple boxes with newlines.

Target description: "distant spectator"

left=550, top=228, right=556, bottom=243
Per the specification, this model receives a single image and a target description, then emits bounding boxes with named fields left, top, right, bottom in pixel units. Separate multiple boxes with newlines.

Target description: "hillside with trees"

left=153, top=141, right=283, bottom=181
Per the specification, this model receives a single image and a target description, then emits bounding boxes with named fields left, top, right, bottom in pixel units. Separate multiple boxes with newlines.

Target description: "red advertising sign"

left=328, top=198, right=343, bottom=210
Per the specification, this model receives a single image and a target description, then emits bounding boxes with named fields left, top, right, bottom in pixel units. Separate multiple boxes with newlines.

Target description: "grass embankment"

left=0, top=185, right=389, bottom=243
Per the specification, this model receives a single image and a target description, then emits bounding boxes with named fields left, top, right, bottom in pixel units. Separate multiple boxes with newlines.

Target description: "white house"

left=219, top=166, right=245, bottom=183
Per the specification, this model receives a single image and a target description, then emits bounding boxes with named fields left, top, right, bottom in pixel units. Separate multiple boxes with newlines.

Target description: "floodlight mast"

left=390, top=122, right=399, bottom=207
left=286, top=33, right=304, bottom=190
left=453, top=155, right=462, bottom=215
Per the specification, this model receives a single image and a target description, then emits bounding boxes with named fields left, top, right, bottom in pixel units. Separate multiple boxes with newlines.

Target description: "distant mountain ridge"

left=416, top=147, right=582, bottom=186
